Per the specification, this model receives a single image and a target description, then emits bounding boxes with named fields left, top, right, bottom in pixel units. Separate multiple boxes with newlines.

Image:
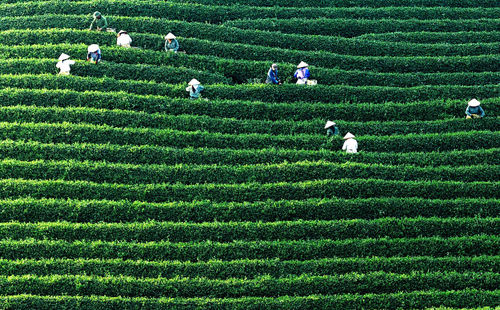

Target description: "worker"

left=56, top=53, right=75, bottom=75
left=342, top=132, right=358, bottom=153
left=89, top=11, right=108, bottom=31
left=87, top=44, right=102, bottom=64
left=465, top=99, right=485, bottom=119
left=117, top=30, right=132, bottom=48
left=325, top=121, right=339, bottom=137
left=266, top=63, right=281, bottom=84
left=294, top=61, right=310, bottom=85
left=186, top=79, right=204, bottom=100
left=165, top=33, right=179, bottom=53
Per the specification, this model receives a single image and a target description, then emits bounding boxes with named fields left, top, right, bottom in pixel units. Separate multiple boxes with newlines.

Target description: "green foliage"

left=0, top=197, right=497, bottom=223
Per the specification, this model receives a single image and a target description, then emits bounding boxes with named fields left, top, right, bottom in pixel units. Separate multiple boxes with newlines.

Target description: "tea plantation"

left=0, top=0, right=498, bottom=308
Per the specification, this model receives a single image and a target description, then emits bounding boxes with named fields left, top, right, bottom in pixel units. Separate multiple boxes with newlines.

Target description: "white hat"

left=118, top=30, right=127, bottom=35
left=88, top=44, right=100, bottom=53
left=58, top=53, right=70, bottom=61
left=343, top=132, right=355, bottom=139
left=468, top=99, right=481, bottom=107
left=297, top=61, right=309, bottom=68
left=188, top=79, right=200, bottom=86
left=165, top=33, right=176, bottom=40
left=324, top=121, right=336, bottom=129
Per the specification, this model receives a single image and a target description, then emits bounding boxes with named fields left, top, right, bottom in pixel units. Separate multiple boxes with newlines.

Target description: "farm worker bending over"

left=294, top=61, right=310, bottom=85
left=465, top=99, right=485, bottom=119
left=89, top=11, right=108, bottom=31
left=325, top=120, right=339, bottom=137
left=87, top=44, right=102, bottom=64
left=186, top=79, right=204, bottom=100
left=56, top=53, right=75, bottom=75
left=117, top=30, right=132, bottom=48
left=165, top=33, right=179, bottom=53
left=266, top=63, right=281, bottom=84
left=342, top=132, right=358, bottom=154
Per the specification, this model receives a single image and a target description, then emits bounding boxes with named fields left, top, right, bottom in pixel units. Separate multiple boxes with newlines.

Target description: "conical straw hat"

left=468, top=99, right=481, bottom=107
left=297, top=61, right=308, bottom=68
left=88, top=44, right=100, bottom=53
left=324, top=121, right=336, bottom=129
left=188, top=79, right=200, bottom=86
left=58, top=53, right=70, bottom=61
left=165, top=33, right=176, bottom=40
left=343, top=132, right=355, bottom=139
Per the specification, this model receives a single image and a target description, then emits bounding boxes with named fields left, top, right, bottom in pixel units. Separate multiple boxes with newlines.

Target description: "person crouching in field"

left=266, top=64, right=281, bottom=85
left=56, top=53, right=75, bottom=75
left=87, top=44, right=102, bottom=64
left=342, top=132, right=358, bottom=154
left=186, top=79, right=204, bottom=100
left=465, top=99, right=485, bottom=119
left=117, top=30, right=132, bottom=48
left=165, top=33, right=179, bottom=53
left=325, top=121, right=339, bottom=137
left=89, top=11, right=108, bottom=31
left=294, top=61, right=310, bottom=85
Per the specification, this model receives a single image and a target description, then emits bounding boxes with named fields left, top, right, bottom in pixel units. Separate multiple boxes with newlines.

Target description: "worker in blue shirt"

left=266, top=64, right=281, bottom=84
left=465, top=99, right=485, bottom=119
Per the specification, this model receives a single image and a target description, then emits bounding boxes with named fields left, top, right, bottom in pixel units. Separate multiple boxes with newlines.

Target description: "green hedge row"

left=0, top=218, right=496, bottom=242
left=0, top=236, right=495, bottom=260
left=3, top=38, right=499, bottom=76
left=0, top=158, right=497, bottom=184
left=2, top=25, right=499, bottom=58
left=3, top=105, right=499, bottom=136
left=358, top=31, right=500, bottom=44
left=4, top=78, right=499, bottom=113
left=0, top=197, right=497, bottom=223
left=224, top=17, right=500, bottom=37
left=0, top=256, right=496, bottom=278
left=2, top=121, right=499, bottom=152
left=4, top=1, right=498, bottom=24
left=0, top=178, right=498, bottom=202
left=166, top=0, right=500, bottom=8
left=1, top=140, right=498, bottom=167
left=0, top=290, right=497, bottom=310
left=2, top=20, right=499, bottom=59
left=7, top=54, right=499, bottom=88
left=0, top=272, right=497, bottom=297
left=0, top=58, right=230, bottom=85
left=4, top=43, right=500, bottom=86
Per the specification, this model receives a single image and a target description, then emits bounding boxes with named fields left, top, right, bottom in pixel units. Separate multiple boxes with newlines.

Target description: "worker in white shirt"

left=342, top=132, right=358, bottom=153
left=56, top=53, right=75, bottom=75
left=117, top=30, right=132, bottom=48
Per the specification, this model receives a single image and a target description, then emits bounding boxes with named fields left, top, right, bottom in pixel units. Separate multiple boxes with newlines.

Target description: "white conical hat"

left=118, top=30, right=127, bottom=35
left=324, top=121, right=336, bottom=129
left=58, top=53, right=70, bottom=61
left=297, top=61, right=308, bottom=68
left=343, top=132, right=355, bottom=139
left=88, top=44, right=100, bottom=53
left=188, top=79, right=200, bottom=86
left=165, top=33, right=176, bottom=40
left=468, top=99, right=481, bottom=107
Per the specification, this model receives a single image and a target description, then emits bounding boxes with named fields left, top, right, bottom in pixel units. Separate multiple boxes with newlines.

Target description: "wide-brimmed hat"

left=271, top=63, right=278, bottom=68
left=188, top=79, right=200, bottom=86
left=324, top=120, right=336, bottom=129
left=297, top=61, right=308, bottom=68
left=165, top=33, right=176, bottom=40
left=58, top=53, right=70, bottom=61
left=468, top=99, right=481, bottom=107
left=88, top=44, right=100, bottom=53
left=343, top=132, right=355, bottom=139
left=93, top=11, right=101, bottom=18
left=117, top=30, right=127, bottom=36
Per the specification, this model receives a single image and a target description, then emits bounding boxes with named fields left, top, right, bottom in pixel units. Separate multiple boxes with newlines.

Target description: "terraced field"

left=0, top=0, right=498, bottom=308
